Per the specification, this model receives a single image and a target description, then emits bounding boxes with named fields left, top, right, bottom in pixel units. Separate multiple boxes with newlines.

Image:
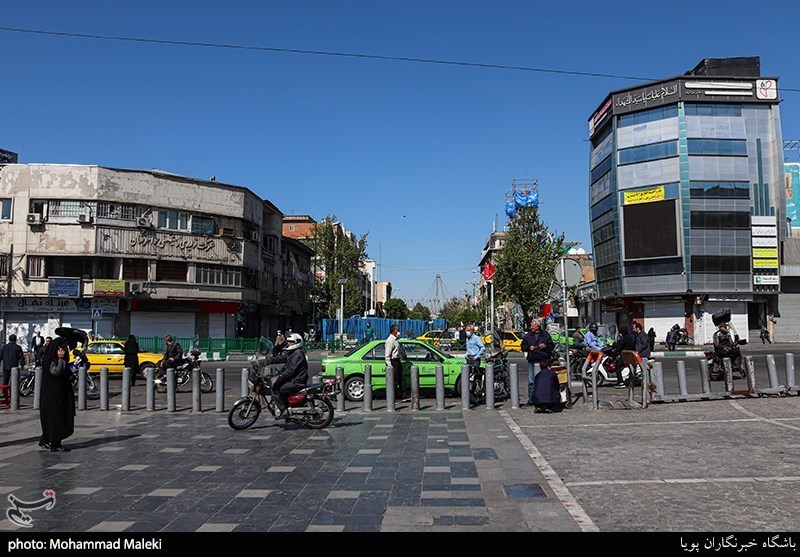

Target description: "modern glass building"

left=587, top=57, right=785, bottom=344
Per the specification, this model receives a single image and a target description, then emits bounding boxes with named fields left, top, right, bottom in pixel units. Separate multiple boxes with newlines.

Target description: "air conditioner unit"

left=250, top=231, right=260, bottom=242
left=78, top=212, right=93, bottom=223
left=26, top=213, right=42, bottom=225
left=136, top=216, right=152, bottom=228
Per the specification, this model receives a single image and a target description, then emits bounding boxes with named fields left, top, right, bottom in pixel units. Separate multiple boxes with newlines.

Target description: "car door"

left=401, top=342, right=439, bottom=389
left=360, top=345, right=387, bottom=392
left=104, top=342, right=125, bottom=372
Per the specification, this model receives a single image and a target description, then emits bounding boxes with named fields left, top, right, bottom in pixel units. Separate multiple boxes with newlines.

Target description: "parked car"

left=82, top=340, right=164, bottom=377
left=416, top=330, right=453, bottom=349
left=321, top=339, right=468, bottom=401
left=482, top=330, right=523, bottom=352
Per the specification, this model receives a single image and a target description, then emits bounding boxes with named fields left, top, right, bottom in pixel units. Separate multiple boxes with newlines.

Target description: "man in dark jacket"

left=521, top=319, right=555, bottom=406
left=0, top=334, right=25, bottom=386
left=160, top=335, right=183, bottom=371
left=266, top=333, right=308, bottom=419
left=610, top=325, right=636, bottom=388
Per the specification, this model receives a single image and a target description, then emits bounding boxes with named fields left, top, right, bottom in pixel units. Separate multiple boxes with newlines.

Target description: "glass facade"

left=589, top=85, right=784, bottom=300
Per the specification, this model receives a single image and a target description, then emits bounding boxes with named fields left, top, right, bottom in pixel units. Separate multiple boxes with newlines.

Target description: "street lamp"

left=338, top=279, right=348, bottom=343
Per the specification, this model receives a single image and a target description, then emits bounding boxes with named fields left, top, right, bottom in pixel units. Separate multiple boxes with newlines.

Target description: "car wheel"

left=343, top=375, right=365, bottom=402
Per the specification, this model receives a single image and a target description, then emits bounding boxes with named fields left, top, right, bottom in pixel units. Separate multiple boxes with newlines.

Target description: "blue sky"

left=3, top=1, right=800, bottom=307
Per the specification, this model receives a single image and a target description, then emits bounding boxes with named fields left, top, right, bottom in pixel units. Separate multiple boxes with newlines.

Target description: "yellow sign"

left=752, top=248, right=778, bottom=259
left=93, top=279, right=126, bottom=297
left=623, top=186, right=665, bottom=205
left=753, top=258, right=779, bottom=269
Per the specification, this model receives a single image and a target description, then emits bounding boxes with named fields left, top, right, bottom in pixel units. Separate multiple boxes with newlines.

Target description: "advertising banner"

left=623, top=186, right=665, bottom=205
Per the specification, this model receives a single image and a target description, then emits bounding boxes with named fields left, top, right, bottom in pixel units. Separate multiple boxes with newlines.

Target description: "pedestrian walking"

left=384, top=324, right=407, bottom=400
left=31, top=330, right=45, bottom=353
left=760, top=325, right=772, bottom=344
left=647, top=327, right=656, bottom=353
left=0, top=334, right=24, bottom=386
left=39, top=330, right=83, bottom=452
left=124, top=334, right=140, bottom=386
left=363, top=323, right=375, bottom=344
left=521, top=318, right=555, bottom=406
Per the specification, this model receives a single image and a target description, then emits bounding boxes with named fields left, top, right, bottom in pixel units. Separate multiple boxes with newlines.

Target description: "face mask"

left=466, top=331, right=472, bottom=337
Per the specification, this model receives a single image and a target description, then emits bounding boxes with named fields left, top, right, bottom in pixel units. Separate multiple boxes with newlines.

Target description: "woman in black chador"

left=124, top=335, right=140, bottom=386
left=39, top=334, right=77, bottom=452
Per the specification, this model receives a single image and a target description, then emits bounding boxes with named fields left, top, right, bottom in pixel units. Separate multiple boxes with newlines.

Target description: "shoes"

left=613, top=383, right=627, bottom=389
left=542, top=408, right=554, bottom=414
left=50, top=445, right=70, bottom=452
left=38, top=441, right=50, bottom=449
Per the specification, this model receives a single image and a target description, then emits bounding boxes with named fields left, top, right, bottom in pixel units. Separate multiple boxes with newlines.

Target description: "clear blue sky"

left=3, top=1, right=800, bottom=307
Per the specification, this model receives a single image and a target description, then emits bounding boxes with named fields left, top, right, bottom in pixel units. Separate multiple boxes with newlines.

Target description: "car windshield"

left=342, top=343, right=365, bottom=357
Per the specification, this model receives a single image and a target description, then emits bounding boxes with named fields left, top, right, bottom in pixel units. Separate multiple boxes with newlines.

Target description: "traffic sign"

left=91, top=308, right=103, bottom=319
left=553, top=258, right=582, bottom=287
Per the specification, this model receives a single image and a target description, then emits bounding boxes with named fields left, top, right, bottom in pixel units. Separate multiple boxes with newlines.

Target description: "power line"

left=5, top=26, right=799, bottom=91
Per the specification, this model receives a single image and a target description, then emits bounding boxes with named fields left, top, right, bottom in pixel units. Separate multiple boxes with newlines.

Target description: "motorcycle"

left=677, top=328, right=692, bottom=346
left=704, top=341, right=747, bottom=381
left=463, top=350, right=512, bottom=405
left=19, top=348, right=99, bottom=399
left=582, top=346, right=638, bottom=387
left=153, top=340, right=213, bottom=394
left=228, top=337, right=339, bottom=430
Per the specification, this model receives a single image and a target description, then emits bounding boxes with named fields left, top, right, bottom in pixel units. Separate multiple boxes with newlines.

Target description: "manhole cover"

left=503, top=483, right=546, bottom=499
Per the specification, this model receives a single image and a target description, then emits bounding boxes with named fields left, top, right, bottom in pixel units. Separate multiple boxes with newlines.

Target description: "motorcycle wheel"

left=228, top=397, right=261, bottom=430
left=86, top=375, right=100, bottom=400
left=19, top=375, right=34, bottom=397
left=153, top=369, right=168, bottom=393
left=303, top=397, right=334, bottom=430
left=200, top=372, right=214, bottom=393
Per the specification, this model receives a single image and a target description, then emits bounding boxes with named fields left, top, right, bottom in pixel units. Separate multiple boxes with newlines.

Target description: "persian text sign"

left=752, top=248, right=779, bottom=259
left=97, top=227, right=241, bottom=264
left=754, top=275, right=780, bottom=286
left=93, top=279, right=126, bottom=297
left=752, top=236, right=778, bottom=247
left=623, top=186, right=665, bottom=205
left=0, top=297, right=119, bottom=314
left=753, top=258, right=779, bottom=269
left=47, top=278, right=80, bottom=298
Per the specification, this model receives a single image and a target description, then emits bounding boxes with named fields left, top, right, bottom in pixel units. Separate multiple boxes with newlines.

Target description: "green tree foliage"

left=308, top=215, right=369, bottom=319
left=492, top=206, right=564, bottom=326
left=439, top=296, right=483, bottom=329
left=408, top=302, right=432, bottom=321
left=383, top=298, right=409, bottom=320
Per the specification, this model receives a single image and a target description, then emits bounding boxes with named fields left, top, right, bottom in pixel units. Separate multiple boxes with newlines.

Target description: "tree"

left=383, top=298, right=409, bottom=320
left=308, top=215, right=369, bottom=319
left=408, top=303, right=431, bottom=321
left=492, top=206, right=564, bottom=327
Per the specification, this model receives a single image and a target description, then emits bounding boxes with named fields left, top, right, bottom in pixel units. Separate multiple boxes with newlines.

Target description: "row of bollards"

left=9, top=366, right=227, bottom=413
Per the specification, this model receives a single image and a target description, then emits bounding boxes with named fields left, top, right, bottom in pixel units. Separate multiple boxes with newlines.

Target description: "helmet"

left=672, top=324, right=680, bottom=330
left=589, top=323, right=598, bottom=332
left=285, top=333, right=304, bottom=351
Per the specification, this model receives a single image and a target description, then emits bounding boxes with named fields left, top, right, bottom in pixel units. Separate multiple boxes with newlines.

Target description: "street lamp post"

left=338, top=279, right=348, bottom=346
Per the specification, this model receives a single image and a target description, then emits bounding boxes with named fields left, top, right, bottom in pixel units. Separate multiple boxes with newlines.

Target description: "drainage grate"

left=503, top=483, right=547, bottom=499
left=472, top=448, right=498, bottom=460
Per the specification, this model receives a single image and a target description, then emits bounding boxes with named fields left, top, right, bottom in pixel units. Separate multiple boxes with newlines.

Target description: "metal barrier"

left=787, top=354, right=798, bottom=394
left=216, top=368, right=225, bottom=412
left=100, top=367, right=109, bottom=411
left=10, top=367, right=19, bottom=411
left=122, top=367, right=131, bottom=411
left=78, top=366, right=88, bottom=410
left=146, top=367, right=155, bottom=411
left=652, top=356, right=758, bottom=402
left=166, top=369, right=176, bottom=412
left=386, top=365, right=395, bottom=412
left=336, top=367, right=345, bottom=413
left=363, top=364, right=373, bottom=412
left=485, top=361, right=495, bottom=410
left=435, top=365, right=445, bottom=410
left=192, top=369, right=201, bottom=412
left=509, top=362, right=519, bottom=409
left=460, top=365, right=469, bottom=410
left=410, top=365, right=420, bottom=411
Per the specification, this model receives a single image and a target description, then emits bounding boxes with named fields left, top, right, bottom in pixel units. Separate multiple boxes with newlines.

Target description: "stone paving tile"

left=86, top=520, right=134, bottom=532
left=196, top=522, right=238, bottom=532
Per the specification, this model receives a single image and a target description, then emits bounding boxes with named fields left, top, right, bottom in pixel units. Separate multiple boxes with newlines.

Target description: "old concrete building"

left=0, top=164, right=292, bottom=349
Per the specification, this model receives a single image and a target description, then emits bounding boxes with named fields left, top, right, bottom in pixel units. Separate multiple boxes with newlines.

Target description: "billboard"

left=786, top=163, right=800, bottom=233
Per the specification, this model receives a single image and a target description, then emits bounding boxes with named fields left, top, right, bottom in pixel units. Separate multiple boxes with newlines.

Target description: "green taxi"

left=321, top=339, right=468, bottom=401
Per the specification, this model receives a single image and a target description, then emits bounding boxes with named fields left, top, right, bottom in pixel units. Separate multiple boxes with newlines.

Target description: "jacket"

left=0, top=341, right=24, bottom=371
left=532, top=367, right=561, bottom=405
left=269, top=348, right=309, bottom=385
left=634, top=332, right=651, bottom=358
left=521, top=329, right=554, bottom=363
left=163, top=342, right=183, bottom=362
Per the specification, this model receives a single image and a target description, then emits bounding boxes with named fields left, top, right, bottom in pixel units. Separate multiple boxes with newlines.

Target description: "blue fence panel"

left=319, top=317, right=447, bottom=341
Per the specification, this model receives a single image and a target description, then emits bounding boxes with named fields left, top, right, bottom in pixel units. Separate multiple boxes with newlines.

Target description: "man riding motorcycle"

left=713, top=322, right=742, bottom=373
left=265, top=333, right=308, bottom=420
left=584, top=323, right=604, bottom=352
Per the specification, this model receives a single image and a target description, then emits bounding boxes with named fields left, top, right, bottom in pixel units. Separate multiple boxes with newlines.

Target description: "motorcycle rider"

left=713, top=322, right=742, bottom=373
left=160, top=335, right=183, bottom=372
left=265, top=333, right=308, bottom=420
left=609, top=325, right=636, bottom=389
left=584, top=323, right=604, bottom=352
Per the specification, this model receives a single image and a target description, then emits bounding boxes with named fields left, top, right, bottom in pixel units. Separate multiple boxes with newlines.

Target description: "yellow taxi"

left=415, top=330, right=454, bottom=349
left=83, top=340, right=164, bottom=376
left=483, top=330, right=524, bottom=352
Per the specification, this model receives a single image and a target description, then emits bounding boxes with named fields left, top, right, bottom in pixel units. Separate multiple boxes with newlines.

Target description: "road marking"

left=516, top=417, right=800, bottom=429
left=567, top=476, right=800, bottom=487
left=729, top=400, right=800, bottom=432
left=500, top=410, right=598, bottom=532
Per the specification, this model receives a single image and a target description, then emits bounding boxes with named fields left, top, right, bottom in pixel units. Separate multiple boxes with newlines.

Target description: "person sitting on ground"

left=532, top=365, right=562, bottom=413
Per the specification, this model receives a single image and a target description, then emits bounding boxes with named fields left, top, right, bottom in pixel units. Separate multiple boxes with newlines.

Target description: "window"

left=96, top=202, right=149, bottom=221
left=591, top=195, right=614, bottom=220
left=684, top=103, right=742, bottom=117
left=194, top=264, right=241, bottom=287
left=157, top=210, right=189, bottom=230
left=690, top=211, right=750, bottom=229
left=590, top=155, right=612, bottom=184
left=265, top=235, right=278, bottom=254
left=618, top=104, right=679, bottom=128
left=0, top=254, right=8, bottom=277
left=155, top=261, right=188, bottom=282
left=689, top=181, right=750, bottom=199
left=123, top=259, right=149, bottom=281
left=29, top=200, right=46, bottom=217
left=288, top=225, right=295, bottom=231
left=618, top=140, right=678, bottom=165
left=191, top=215, right=215, bottom=235
left=49, top=200, right=96, bottom=218
left=0, top=199, right=11, bottom=220
left=27, top=256, right=45, bottom=278
left=691, top=256, right=751, bottom=273
left=687, top=139, right=747, bottom=156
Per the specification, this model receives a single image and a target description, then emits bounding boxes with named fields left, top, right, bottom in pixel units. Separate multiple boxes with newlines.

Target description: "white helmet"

left=285, top=333, right=304, bottom=350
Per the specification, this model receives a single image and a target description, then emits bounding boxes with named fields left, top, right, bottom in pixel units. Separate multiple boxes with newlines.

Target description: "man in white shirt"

left=384, top=324, right=407, bottom=400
